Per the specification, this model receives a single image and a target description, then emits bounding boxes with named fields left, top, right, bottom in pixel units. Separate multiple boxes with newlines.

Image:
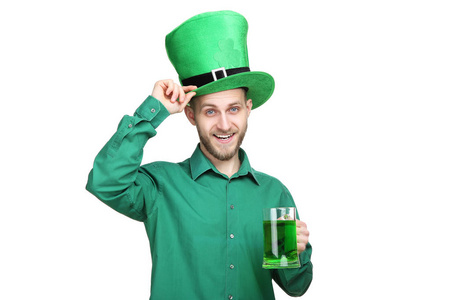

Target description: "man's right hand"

left=151, top=79, right=197, bottom=115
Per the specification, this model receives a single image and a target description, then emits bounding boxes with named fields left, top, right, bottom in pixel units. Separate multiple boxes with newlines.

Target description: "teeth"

left=215, top=134, right=233, bottom=139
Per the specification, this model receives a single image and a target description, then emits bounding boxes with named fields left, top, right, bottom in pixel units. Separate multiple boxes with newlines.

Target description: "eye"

left=229, top=107, right=239, bottom=113
left=205, top=109, right=215, bottom=116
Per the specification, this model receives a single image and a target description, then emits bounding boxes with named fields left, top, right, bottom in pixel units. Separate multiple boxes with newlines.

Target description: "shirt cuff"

left=134, top=95, right=170, bottom=129
left=299, top=242, right=312, bottom=266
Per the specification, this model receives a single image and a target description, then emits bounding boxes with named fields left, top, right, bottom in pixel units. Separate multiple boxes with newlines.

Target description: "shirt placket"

left=226, top=178, right=238, bottom=300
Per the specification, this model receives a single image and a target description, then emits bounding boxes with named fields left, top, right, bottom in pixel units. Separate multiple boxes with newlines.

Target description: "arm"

left=271, top=187, right=313, bottom=296
left=85, top=80, right=196, bottom=221
left=271, top=242, right=313, bottom=297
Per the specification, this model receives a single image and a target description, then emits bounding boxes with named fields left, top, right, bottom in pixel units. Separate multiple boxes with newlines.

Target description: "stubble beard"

left=198, top=122, right=248, bottom=161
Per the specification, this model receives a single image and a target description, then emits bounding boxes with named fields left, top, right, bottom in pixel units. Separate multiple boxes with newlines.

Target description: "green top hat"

left=165, top=10, right=275, bottom=109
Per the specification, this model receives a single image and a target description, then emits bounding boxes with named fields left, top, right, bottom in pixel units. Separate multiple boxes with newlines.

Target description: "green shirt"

left=86, top=95, right=313, bottom=300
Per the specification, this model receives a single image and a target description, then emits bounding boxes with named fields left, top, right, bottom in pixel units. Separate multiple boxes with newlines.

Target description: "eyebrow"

left=199, top=102, right=243, bottom=110
left=199, top=103, right=217, bottom=110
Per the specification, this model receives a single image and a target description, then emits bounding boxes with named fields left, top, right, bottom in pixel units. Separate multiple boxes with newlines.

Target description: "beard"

left=198, top=122, right=248, bottom=161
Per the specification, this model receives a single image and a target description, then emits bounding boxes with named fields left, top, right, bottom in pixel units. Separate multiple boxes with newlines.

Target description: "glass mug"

left=262, top=207, right=300, bottom=269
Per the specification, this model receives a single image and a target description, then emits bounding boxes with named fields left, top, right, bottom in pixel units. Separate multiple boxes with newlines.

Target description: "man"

left=86, top=10, right=312, bottom=299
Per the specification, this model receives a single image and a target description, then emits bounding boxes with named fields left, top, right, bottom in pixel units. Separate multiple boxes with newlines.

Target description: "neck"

left=200, top=144, right=241, bottom=178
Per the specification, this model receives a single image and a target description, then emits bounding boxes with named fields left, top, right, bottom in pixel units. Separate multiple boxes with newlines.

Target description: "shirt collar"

left=189, top=144, right=260, bottom=185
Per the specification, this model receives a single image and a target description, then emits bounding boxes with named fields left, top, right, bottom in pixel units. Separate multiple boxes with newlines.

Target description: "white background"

left=1, top=0, right=449, bottom=299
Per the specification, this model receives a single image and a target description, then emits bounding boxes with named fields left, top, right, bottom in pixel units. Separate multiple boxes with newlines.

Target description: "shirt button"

left=150, top=108, right=156, bottom=113
left=228, top=295, right=233, bottom=300
left=230, top=234, right=234, bottom=239
left=230, top=264, right=235, bottom=269
left=128, top=124, right=132, bottom=128
left=230, top=205, right=234, bottom=209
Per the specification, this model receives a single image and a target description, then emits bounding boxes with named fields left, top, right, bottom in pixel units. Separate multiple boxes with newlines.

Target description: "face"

left=185, top=88, right=252, bottom=161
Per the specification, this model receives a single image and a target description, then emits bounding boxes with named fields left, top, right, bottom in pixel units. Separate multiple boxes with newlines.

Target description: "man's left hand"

left=296, top=220, right=309, bottom=254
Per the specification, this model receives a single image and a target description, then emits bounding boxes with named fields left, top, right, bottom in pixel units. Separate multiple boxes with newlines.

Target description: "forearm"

left=271, top=243, right=313, bottom=297
left=86, top=95, right=170, bottom=220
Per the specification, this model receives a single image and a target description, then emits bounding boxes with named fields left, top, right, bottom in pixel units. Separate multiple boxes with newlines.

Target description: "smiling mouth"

left=213, top=133, right=235, bottom=141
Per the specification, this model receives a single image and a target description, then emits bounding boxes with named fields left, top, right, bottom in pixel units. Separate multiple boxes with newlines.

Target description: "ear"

left=184, top=105, right=196, bottom=126
left=246, top=99, right=253, bottom=117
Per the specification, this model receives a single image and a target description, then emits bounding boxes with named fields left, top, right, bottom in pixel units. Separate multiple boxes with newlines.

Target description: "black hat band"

left=182, top=67, right=250, bottom=87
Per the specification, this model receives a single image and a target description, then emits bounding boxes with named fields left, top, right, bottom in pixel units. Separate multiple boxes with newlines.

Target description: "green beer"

left=262, top=219, right=299, bottom=269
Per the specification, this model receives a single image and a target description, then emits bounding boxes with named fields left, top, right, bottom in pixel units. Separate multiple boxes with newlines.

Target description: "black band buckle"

left=211, top=67, right=227, bottom=81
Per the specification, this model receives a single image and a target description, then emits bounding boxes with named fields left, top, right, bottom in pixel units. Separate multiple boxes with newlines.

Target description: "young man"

left=86, top=11, right=312, bottom=299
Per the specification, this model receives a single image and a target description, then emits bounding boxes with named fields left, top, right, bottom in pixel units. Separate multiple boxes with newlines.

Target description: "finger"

left=296, top=220, right=307, bottom=228
left=185, top=90, right=196, bottom=102
left=180, top=85, right=197, bottom=103
left=166, top=80, right=174, bottom=96
left=297, top=233, right=309, bottom=252
left=297, top=230, right=309, bottom=241
left=182, top=85, right=197, bottom=93
left=180, top=92, right=196, bottom=110
left=297, top=242, right=307, bottom=253
left=171, top=84, right=180, bottom=102
left=297, top=227, right=309, bottom=237
left=152, top=80, right=168, bottom=102
left=178, top=85, right=186, bottom=103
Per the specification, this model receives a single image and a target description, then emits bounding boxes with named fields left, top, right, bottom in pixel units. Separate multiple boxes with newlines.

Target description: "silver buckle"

left=211, top=67, right=227, bottom=81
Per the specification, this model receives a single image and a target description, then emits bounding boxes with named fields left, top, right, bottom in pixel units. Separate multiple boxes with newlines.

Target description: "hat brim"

left=188, top=71, right=275, bottom=109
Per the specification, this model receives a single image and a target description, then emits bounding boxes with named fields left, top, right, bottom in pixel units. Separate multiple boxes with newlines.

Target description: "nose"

left=217, top=113, right=232, bottom=132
